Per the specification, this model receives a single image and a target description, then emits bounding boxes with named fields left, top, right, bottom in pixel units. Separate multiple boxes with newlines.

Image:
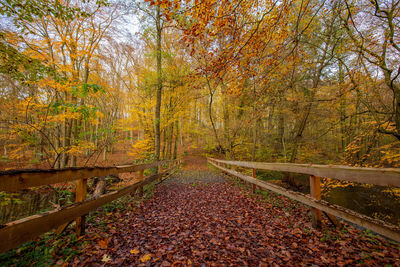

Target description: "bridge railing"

left=0, top=159, right=182, bottom=253
left=208, top=158, right=400, bottom=242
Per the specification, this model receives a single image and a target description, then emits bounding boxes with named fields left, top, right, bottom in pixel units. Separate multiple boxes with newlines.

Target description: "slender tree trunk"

left=70, top=117, right=77, bottom=167
left=162, top=129, right=166, bottom=159
left=277, top=107, right=285, bottom=156
left=251, top=121, right=257, bottom=161
left=339, top=61, right=347, bottom=154
left=61, top=117, right=71, bottom=168
left=205, top=77, right=223, bottom=152
left=223, top=94, right=231, bottom=159
left=290, top=92, right=315, bottom=163
left=54, top=124, right=61, bottom=168
left=173, top=120, right=178, bottom=159
left=167, top=124, right=173, bottom=159
left=154, top=5, right=162, bottom=163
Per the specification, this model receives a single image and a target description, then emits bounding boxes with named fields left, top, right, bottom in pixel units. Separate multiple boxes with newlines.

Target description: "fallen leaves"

left=98, top=238, right=108, bottom=249
left=130, top=248, right=139, bottom=255
left=65, top=171, right=399, bottom=266
left=101, top=254, right=111, bottom=262
left=140, top=254, right=151, bottom=263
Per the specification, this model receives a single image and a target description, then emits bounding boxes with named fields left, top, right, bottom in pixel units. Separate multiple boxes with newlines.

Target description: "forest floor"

left=1, top=154, right=400, bottom=266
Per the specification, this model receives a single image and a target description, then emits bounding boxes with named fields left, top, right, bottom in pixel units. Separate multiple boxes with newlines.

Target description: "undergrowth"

left=0, top=181, right=158, bottom=266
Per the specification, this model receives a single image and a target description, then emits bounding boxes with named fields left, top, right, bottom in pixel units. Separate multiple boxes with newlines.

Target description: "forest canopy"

left=0, top=0, right=399, bottom=169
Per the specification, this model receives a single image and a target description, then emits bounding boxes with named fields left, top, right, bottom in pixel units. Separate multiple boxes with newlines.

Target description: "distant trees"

left=0, top=0, right=399, bottom=169
left=167, top=0, right=400, bottom=168
left=0, top=0, right=123, bottom=167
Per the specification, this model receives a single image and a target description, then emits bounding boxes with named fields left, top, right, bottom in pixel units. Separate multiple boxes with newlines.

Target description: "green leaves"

left=0, top=0, right=94, bottom=24
left=71, top=83, right=105, bottom=98
left=49, top=100, right=99, bottom=121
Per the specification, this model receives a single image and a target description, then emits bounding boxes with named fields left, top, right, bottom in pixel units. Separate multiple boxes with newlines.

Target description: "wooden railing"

left=0, top=159, right=182, bottom=253
left=208, top=158, right=400, bottom=242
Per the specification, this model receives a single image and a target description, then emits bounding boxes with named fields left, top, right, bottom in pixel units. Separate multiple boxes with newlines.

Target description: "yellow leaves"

left=140, top=254, right=151, bottom=263
left=36, top=78, right=78, bottom=93
left=380, top=145, right=400, bottom=167
left=130, top=248, right=140, bottom=255
left=67, top=141, right=95, bottom=156
left=95, top=110, right=104, bottom=119
left=6, top=144, right=28, bottom=160
left=127, top=136, right=154, bottom=160
left=321, top=178, right=355, bottom=191
left=3, top=31, right=21, bottom=47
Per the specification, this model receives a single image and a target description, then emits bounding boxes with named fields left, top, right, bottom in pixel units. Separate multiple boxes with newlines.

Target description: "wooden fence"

left=0, top=159, right=182, bottom=253
left=208, top=158, right=400, bottom=242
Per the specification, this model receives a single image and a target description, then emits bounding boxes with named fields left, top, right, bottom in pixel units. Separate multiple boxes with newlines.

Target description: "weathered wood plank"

left=0, top=166, right=177, bottom=253
left=208, top=158, right=400, bottom=187
left=209, top=160, right=400, bottom=242
left=138, top=170, right=144, bottom=198
left=324, top=211, right=342, bottom=229
left=0, top=160, right=173, bottom=192
left=310, top=175, right=322, bottom=228
left=75, top=178, right=88, bottom=236
left=251, top=168, right=256, bottom=193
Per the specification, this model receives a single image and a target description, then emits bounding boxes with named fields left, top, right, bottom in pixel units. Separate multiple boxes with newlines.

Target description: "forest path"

left=74, top=156, right=399, bottom=266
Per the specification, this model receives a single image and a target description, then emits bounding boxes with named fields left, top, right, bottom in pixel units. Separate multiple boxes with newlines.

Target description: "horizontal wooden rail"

left=0, top=160, right=174, bottom=192
left=0, top=164, right=180, bottom=253
left=209, top=158, right=400, bottom=187
left=208, top=159, right=400, bottom=242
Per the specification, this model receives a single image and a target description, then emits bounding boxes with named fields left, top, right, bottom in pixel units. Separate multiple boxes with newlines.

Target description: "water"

left=256, top=170, right=400, bottom=226
left=323, top=184, right=400, bottom=226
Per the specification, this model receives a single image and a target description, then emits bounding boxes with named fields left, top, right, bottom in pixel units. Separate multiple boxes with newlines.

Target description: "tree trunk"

left=162, top=129, right=166, bottom=159
left=277, top=108, right=285, bottom=157
left=154, top=5, right=162, bottom=163
left=173, top=120, right=178, bottom=159
left=223, top=93, right=231, bottom=159
left=290, top=92, right=315, bottom=163
left=339, top=61, right=347, bottom=154
left=167, top=123, right=173, bottom=159
left=61, top=117, right=71, bottom=168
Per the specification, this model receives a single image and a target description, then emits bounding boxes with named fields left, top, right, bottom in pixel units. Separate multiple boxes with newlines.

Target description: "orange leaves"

left=130, top=248, right=140, bottom=254
left=98, top=238, right=109, bottom=249
left=140, top=254, right=152, bottom=263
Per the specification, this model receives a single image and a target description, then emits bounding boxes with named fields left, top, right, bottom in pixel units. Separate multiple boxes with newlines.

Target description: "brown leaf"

left=98, top=238, right=109, bottom=249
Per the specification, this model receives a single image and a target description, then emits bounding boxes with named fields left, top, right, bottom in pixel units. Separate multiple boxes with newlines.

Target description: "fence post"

left=75, top=178, right=87, bottom=236
left=138, top=170, right=144, bottom=198
left=310, top=175, right=322, bottom=228
left=252, top=168, right=256, bottom=193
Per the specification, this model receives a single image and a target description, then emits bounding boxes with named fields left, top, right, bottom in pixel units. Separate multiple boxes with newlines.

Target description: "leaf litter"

left=69, top=170, right=399, bottom=266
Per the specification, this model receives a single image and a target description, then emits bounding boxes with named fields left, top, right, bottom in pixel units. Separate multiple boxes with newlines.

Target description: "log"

left=93, top=177, right=107, bottom=197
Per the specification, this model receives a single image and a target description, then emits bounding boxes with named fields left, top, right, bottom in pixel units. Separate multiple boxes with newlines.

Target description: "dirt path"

left=71, top=156, right=399, bottom=266
left=181, top=154, right=209, bottom=171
